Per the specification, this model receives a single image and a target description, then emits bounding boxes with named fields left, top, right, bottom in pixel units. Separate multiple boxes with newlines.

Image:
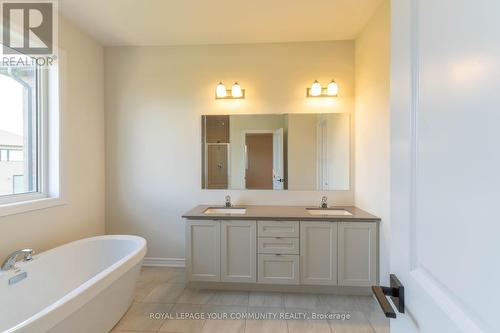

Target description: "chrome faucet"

left=1, top=249, right=34, bottom=271
left=225, top=195, right=232, bottom=208
left=320, top=196, right=328, bottom=209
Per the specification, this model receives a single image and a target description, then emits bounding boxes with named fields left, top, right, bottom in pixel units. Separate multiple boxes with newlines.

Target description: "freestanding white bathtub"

left=0, top=235, right=146, bottom=333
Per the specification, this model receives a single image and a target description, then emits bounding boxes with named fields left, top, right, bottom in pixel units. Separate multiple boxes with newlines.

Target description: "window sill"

left=0, top=196, right=65, bottom=217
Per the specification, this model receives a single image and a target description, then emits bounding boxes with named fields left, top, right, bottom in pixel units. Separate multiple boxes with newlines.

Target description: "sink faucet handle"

left=24, top=249, right=34, bottom=261
left=321, top=196, right=328, bottom=208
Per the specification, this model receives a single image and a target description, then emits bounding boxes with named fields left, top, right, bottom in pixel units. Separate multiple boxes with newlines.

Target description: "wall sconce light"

left=306, top=80, right=338, bottom=97
left=215, top=82, right=245, bottom=99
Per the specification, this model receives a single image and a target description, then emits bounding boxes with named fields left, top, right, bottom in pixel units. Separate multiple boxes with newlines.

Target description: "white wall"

left=104, top=41, right=355, bottom=260
left=354, top=0, right=390, bottom=284
left=0, top=16, right=106, bottom=259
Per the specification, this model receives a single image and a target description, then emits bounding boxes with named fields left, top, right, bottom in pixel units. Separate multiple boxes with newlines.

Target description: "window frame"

left=0, top=64, right=45, bottom=204
left=0, top=48, right=62, bottom=216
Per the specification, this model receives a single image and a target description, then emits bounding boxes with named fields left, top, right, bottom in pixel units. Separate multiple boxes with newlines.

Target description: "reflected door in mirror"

left=272, top=128, right=285, bottom=190
left=245, top=133, right=273, bottom=189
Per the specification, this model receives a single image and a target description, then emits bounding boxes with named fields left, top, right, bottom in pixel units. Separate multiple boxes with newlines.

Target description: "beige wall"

left=105, top=41, right=355, bottom=259
left=0, top=16, right=105, bottom=258
left=354, top=0, right=390, bottom=284
left=287, top=113, right=350, bottom=191
left=287, top=114, right=317, bottom=190
left=327, top=113, right=350, bottom=190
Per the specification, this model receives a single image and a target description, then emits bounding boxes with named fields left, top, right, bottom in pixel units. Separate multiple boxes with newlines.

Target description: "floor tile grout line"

left=126, top=267, right=387, bottom=333
left=361, top=311, right=379, bottom=333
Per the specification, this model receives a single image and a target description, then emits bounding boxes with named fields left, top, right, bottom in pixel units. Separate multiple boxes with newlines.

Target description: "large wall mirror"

left=201, top=113, right=350, bottom=191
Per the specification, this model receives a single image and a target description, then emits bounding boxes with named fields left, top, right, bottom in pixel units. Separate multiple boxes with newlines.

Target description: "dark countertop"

left=182, top=205, right=380, bottom=222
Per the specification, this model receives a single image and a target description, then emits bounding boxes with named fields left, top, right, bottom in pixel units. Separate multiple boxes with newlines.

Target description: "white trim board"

left=142, top=257, right=186, bottom=267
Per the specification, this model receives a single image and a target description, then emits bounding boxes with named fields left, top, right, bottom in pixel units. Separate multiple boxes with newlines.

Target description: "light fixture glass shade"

left=327, top=80, right=338, bottom=96
left=310, top=80, right=322, bottom=96
left=216, top=82, right=227, bottom=98
left=231, top=82, right=243, bottom=98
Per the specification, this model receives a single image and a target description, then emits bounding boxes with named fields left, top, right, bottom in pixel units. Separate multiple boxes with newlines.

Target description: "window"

left=8, top=149, right=24, bottom=161
left=0, top=57, right=45, bottom=199
left=12, top=175, right=24, bottom=194
left=0, top=149, right=24, bottom=162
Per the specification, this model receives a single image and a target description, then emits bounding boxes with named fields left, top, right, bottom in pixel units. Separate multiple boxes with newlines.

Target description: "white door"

left=300, top=222, right=337, bottom=285
left=220, top=220, right=256, bottom=283
left=186, top=220, right=220, bottom=282
left=390, top=0, right=500, bottom=331
left=272, top=128, right=284, bottom=189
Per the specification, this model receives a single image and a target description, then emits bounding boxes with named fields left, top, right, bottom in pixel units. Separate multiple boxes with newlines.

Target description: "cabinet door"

left=338, top=222, right=377, bottom=286
left=186, top=220, right=220, bottom=282
left=221, top=220, right=257, bottom=283
left=300, top=222, right=338, bottom=285
left=258, top=254, right=299, bottom=284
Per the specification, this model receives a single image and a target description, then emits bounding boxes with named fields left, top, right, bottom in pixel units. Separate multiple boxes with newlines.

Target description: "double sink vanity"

left=183, top=202, right=380, bottom=293
left=191, top=114, right=380, bottom=293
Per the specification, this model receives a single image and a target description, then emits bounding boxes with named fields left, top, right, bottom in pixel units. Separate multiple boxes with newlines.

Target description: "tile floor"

left=111, top=267, right=389, bottom=333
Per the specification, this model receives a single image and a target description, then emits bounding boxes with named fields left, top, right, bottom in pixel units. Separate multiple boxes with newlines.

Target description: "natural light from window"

left=0, top=66, right=38, bottom=197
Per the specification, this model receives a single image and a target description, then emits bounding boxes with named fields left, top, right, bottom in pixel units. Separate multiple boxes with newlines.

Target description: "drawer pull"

left=275, top=237, right=281, bottom=239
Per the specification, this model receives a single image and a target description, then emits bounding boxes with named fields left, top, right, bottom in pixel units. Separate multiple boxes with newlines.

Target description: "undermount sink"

left=203, top=207, right=247, bottom=215
left=306, top=208, right=352, bottom=216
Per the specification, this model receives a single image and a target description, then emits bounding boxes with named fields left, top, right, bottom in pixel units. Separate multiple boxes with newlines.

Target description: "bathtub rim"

left=2, top=234, right=147, bottom=333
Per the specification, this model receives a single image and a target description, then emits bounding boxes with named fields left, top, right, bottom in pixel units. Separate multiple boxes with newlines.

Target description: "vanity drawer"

left=257, top=254, right=299, bottom=285
left=257, top=221, right=299, bottom=238
left=258, top=237, right=299, bottom=255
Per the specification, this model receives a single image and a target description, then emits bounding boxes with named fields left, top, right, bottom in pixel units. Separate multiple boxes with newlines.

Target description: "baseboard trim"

left=142, top=257, right=186, bottom=267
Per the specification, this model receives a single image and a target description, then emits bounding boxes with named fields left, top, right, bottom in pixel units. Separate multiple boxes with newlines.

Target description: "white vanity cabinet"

left=220, top=220, right=256, bottom=283
left=258, top=254, right=300, bottom=284
left=300, top=222, right=338, bottom=285
left=186, top=219, right=257, bottom=283
left=185, top=217, right=378, bottom=288
left=338, top=222, right=377, bottom=286
left=257, top=221, right=300, bottom=284
left=186, top=220, right=221, bottom=282
left=257, top=220, right=299, bottom=238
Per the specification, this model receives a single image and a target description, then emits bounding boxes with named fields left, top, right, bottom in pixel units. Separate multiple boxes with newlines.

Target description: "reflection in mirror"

left=201, top=113, right=350, bottom=191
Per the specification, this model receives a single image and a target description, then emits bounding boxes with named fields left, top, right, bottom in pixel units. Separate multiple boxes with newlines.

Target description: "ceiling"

left=59, top=0, right=384, bottom=46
